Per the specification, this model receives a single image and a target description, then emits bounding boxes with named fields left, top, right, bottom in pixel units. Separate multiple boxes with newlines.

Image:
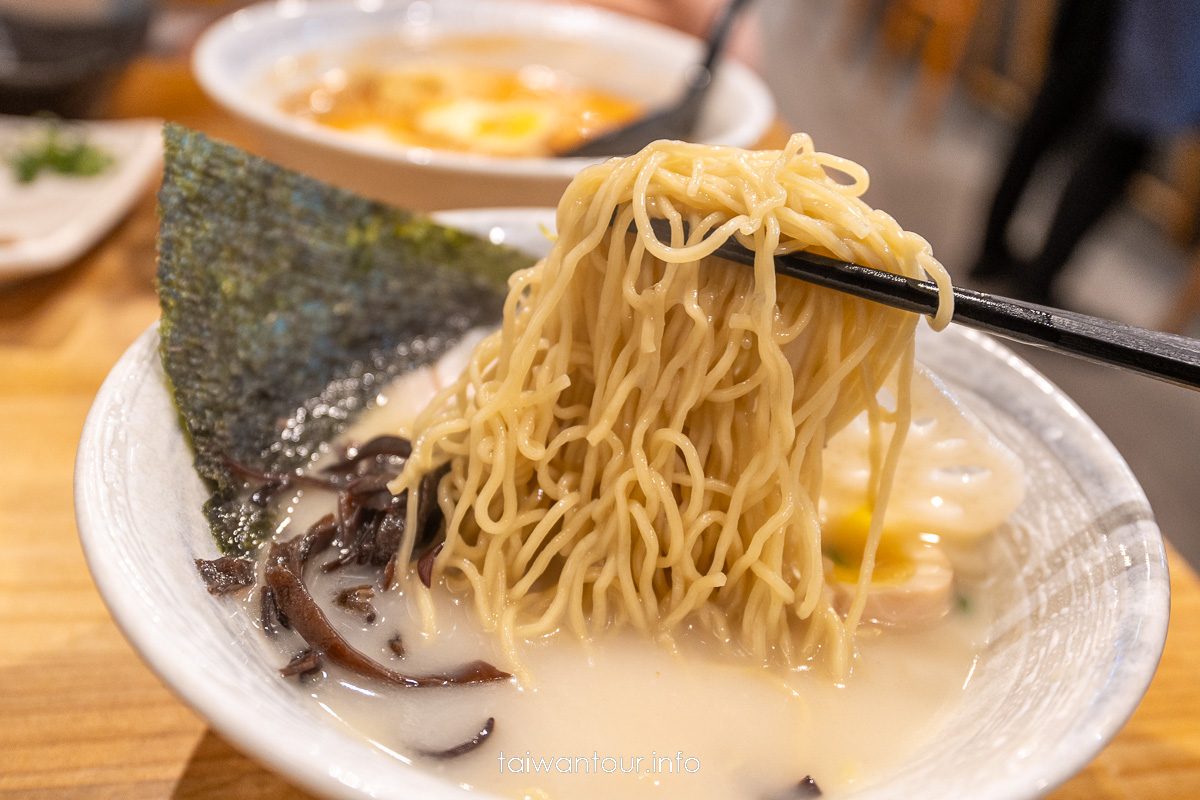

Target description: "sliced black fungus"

left=388, top=634, right=406, bottom=658
left=417, top=542, right=443, bottom=588
left=195, top=556, right=255, bottom=594
left=419, top=717, right=495, bottom=760
left=264, top=517, right=512, bottom=689
left=323, top=435, right=413, bottom=473
left=441, top=660, right=512, bottom=684
left=346, top=472, right=396, bottom=503
left=230, top=441, right=403, bottom=511
left=337, top=492, right=363, bottom=545
left=324, top=502, right=406, bottom=572
left=250, top=478, right=287, bottom=507
left=260, top=585, right=290, bottom=634
left=364, top=487, right=400, bottom=512
left=353, top=435, right=413, bottom=460
left=226, top=456, right=340, bottom=493
left=304, top=515, right=340, bottom=555
left=382, top=553, right=398, bottom=591
left=795, top=776, right=821, bottom=797
left=280, top=649, right=321, bottom=678
left=337, top=585, right=377, bottom=623
left=312, top=435, right=412, bottom=499
left=370, top=506, right=407, bottom=565
left=415, top=463, right=451, bottom=551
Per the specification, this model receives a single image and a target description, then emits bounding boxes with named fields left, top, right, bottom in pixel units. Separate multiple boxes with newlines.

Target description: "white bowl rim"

left=75, top=208, right=1171, bottom=800
left=191, top=0, right=777, bottom=178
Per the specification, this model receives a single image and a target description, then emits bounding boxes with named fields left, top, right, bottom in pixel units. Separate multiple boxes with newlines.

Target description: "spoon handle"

left=701, top=0, right=756, bottom=75
left=557, top=0, right=757, bottom=157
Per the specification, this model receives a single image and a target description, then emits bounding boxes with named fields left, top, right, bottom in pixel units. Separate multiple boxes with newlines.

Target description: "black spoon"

left=560, top=0, right=756, bottom=158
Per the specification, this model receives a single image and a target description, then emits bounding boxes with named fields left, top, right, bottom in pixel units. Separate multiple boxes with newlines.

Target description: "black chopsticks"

left=642, top=218, right=1200, bottom=390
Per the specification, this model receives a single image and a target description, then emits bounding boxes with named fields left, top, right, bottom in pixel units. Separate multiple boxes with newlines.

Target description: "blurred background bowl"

left=192, top=0, right=775, bottom=211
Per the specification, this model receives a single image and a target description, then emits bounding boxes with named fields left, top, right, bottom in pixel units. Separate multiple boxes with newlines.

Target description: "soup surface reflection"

left=279, top=58, right=642, bottom=157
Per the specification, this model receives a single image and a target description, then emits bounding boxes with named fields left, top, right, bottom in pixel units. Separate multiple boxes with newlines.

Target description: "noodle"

left=390, top=134, right=952, bottom=674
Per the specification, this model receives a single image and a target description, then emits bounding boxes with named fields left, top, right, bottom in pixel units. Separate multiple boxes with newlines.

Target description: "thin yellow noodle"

left=390, top=134, right=951, bottom=672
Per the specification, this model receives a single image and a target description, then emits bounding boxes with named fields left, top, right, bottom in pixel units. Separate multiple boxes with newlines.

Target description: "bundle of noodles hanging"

left=390, top=134, right=952, bottom=673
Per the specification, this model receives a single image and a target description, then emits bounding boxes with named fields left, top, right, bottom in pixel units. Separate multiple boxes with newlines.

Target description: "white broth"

left=240, top=335, right=1009, bottom=799
left=247, top=569, right=987, bottom=799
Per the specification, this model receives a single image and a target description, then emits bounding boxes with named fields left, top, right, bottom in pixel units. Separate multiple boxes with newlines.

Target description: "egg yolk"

left=823, top=506, right=922, bottom=585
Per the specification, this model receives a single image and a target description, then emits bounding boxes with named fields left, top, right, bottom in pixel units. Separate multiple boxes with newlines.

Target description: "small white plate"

left=0, top=116, right=162, bottom=280
left=76, top=209, right=1170, bottom=800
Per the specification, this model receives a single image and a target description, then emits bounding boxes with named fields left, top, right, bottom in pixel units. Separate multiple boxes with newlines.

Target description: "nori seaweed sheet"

left=157, top=124, right=535, bottom=554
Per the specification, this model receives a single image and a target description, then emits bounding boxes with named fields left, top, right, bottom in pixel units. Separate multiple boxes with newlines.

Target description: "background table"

left=2, top=56, right=1198, bottom=800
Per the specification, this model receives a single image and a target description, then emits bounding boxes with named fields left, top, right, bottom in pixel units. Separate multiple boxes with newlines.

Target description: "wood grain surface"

left=1, top=56, right=1198, bottom=800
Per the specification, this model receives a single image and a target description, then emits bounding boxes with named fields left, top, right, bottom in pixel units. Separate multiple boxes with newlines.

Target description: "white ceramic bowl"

left=192, top=0, right=776, bottom=211
left=76, top=209, right=1169, bottom=800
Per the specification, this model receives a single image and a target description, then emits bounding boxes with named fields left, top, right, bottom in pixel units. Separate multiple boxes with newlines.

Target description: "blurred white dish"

left=192, top=0, right=775, bottom=211
left=76, top=208, right=1169, bottom=800
left=0, top=116, right=161, bottom=280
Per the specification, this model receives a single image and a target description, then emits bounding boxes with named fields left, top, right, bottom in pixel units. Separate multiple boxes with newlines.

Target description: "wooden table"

left=2, top=57, right=1199, bottom=800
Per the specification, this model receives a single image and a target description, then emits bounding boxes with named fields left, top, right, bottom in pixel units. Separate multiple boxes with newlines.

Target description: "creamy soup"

left=235, top=334, right=1017, bottom=799
left=245, top=564, right=987, bottom=799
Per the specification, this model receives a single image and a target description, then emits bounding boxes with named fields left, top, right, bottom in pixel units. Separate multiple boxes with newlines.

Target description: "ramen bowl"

left=76, top=207, right=1169, bottom=800
left=192, top=0, right=776, bottom=211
